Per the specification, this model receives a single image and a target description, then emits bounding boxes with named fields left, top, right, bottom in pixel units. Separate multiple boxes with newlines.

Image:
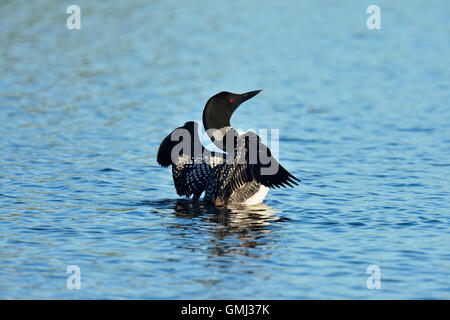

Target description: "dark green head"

left=202, top=90, right=262, bottom=131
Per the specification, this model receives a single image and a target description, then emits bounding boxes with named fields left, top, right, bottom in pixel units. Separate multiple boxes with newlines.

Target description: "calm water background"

left=0, top=0, right=449, bottom=299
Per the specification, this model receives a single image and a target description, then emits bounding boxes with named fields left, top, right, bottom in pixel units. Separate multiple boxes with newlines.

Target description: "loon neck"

left=206, top=126, right=234, bottom=151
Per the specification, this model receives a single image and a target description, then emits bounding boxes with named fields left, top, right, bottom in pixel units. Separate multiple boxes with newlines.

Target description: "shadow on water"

left=140, top=199, right=283, bottom=258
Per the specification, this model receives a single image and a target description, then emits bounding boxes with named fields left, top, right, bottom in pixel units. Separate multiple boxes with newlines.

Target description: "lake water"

left=0, top=0, right=449, bottom=299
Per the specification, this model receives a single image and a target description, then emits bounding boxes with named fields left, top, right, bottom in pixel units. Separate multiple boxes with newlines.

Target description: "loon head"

left=202, top=90, right=262, bottom=132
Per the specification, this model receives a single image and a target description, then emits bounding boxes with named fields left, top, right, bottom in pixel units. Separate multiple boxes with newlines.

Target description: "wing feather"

left=157, top=121, right=225, bottom=200
left=217, top=132, right=301, bottom=198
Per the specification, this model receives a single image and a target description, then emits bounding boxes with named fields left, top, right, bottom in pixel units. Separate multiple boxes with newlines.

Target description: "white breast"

left=244, top=185, right=270, bottom=205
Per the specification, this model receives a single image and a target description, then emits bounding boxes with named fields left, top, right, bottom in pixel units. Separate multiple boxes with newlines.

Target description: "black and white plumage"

left=157, top=121, right=222, bottom=201
left=157, top=90, right=300, bottom=206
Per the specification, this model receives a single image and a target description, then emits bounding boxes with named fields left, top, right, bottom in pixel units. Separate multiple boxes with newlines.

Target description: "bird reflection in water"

left=169, top=199, right=282, bottom=257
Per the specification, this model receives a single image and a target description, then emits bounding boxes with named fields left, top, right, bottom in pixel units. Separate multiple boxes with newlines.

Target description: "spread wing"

left=246, top=132, right=301, bottom=188
left=171, top=153, right=223, bottom=199
left=158, top=123, right=300, bottom=202
left=157, top=121, right=224, bottom=199
left=216, top=131, right=301, bottom=200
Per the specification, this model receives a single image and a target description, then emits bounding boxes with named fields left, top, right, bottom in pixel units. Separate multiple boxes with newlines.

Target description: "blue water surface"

left=0, top=0, right=449, bottom=299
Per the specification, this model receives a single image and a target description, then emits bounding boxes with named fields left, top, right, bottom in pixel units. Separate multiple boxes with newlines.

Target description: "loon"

left=157, top=90, right=300, bottom=206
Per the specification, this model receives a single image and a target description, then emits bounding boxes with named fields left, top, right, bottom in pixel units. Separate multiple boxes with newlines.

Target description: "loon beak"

left=240, top=89, right=262, bottom=103
left=230, top=90, right=263, bottom=114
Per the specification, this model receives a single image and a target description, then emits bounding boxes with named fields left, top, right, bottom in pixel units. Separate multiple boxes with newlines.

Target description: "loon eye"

left=230, top=98, right=235, bottom=103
